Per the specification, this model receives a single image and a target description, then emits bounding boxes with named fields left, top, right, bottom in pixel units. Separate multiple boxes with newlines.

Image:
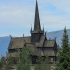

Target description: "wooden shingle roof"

left=44, top=50, right=56, bottom=56
left=8, top=35, right=57, bottom=57
left=26, top=43, right=38, bottom=56
left=8, top=36, right=31, bottom=49
left=36, top=35, right=45, bottom=47
left=44, top=40, right=55, bottom=47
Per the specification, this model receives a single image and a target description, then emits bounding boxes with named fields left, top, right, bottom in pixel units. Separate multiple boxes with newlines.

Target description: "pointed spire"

left=34, top=0, right=41, bottom=30
left=30, top=24, right=32, bottom=33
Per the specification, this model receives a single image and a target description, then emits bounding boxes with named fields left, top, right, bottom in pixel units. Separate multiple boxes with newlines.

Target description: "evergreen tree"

left=34, top=53, right=50, bottom=70
left=5, top=55, right=13, bottom=70
left=17, top=45, right=31, bottom=70
left=55, top=27, right=70, bottom=70
left=5, top=60, right=10, bottom=70
left=34, top=53, right=43, bottom=70
left=0, top=56, right=6, bottom=70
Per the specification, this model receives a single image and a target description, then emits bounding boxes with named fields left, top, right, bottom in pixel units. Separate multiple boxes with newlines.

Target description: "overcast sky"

left=0, top=0, right=70, bottom=37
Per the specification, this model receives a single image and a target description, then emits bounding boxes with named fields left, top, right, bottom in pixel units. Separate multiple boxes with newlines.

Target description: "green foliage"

left=17, top=45, right=31, bottom=70
left=34, top=53, right=50, bottom=70
left=5, top=61, right=10, bottom=70
left=55, top=27, right=70, bottom=70
left=0, top=56, right=12, bottom=70
left=0, top=56, right=6, bottom=70
left=5, top=55, right=13, bottom=70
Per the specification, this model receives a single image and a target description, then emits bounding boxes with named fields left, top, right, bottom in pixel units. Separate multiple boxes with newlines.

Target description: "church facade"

left=7, top=0, right=58, bottom=66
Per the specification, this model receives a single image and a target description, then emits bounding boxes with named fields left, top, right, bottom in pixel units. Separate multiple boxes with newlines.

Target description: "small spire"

left=49, top=38, right=51, bottom=40
left=9, top=35, right=12, bottom=39
left=30, top=24, right=32, bottom=33
left=23, top=34, right=24, bottom=37
left=43, top=24, right=44, bottom=32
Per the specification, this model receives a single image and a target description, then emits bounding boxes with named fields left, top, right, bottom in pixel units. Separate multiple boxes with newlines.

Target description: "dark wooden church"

left=7, top=0, right=58, bottom=66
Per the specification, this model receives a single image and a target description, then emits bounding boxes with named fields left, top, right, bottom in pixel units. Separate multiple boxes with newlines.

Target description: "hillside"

left=47, top=29, right=70, bottom=46
left=0, top=36, right=10, bottom=57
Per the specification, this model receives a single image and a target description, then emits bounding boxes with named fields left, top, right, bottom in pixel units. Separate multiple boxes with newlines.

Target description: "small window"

left=50, top=58, right=53, bottom=62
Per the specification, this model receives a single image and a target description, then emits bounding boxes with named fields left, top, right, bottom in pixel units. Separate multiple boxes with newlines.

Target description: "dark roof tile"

left=8, top=36, right=31, bottom=49
left=44, top=40, right=55, bottom=47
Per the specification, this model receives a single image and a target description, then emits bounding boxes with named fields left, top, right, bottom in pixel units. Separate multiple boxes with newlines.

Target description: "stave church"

left=7, top=0, right=58, bottom=66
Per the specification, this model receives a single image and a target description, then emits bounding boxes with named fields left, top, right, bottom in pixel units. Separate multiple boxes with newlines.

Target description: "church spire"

left=34, top=0, right=41, bottom=30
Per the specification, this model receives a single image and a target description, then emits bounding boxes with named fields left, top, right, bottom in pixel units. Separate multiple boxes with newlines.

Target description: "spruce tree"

left=5, top=55, right=13, bottom=70
left=5, top=60, right=10, bottom=70
left=34, top=53, right=43, bottom=70
left=34, top=53, right=50, bottom=70
left=55, top=27, right=70, bottom=70
left=17, top=45, right=31, bottom=70
left=0, top=56, right=6, bottom=70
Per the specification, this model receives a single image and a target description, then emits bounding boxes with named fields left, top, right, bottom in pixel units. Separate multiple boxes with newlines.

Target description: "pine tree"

left=55, top=27, right=70, bottom=70
left=17, top=45, right=31, bottom=70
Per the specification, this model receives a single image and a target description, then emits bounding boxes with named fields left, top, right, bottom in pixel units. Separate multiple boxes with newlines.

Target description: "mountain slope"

left=47, top=29, right=70, bottom=46
left=0, top=36, right=10, bottom=57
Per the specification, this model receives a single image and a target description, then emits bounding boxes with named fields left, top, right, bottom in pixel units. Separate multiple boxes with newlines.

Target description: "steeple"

left=31, top=0, right=44, bottom=42
left=34, top=0, right=41, bottom=31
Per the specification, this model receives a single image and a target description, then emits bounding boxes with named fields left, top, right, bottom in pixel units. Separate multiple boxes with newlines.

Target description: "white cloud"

left=0, top=0, right=70, bottom=36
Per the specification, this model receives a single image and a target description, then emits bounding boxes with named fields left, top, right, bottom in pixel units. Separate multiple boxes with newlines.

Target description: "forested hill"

left=0, top=29, right=70, bottom=57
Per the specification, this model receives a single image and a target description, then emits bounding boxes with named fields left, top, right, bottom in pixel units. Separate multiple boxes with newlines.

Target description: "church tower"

left=31, top=0, right=44, bottom=42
